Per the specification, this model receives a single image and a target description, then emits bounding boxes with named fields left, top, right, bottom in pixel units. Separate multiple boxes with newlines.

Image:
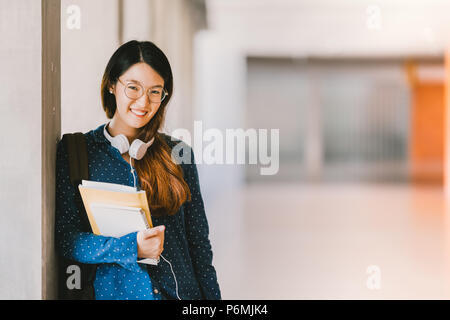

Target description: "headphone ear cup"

left=111, top=134, right=130, bottom=154
left=129, top=139, right=149, bottom=160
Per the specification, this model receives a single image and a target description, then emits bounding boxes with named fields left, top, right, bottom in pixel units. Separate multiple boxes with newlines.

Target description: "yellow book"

left=78, top=180, right=153, bottom=236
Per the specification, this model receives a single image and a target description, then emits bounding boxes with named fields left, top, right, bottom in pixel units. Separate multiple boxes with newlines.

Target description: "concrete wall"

left=0, top=0, right=45, bottom=299
left=61, top=0, right=119, bottom=135
left=207, top=0, right=450, bottom=57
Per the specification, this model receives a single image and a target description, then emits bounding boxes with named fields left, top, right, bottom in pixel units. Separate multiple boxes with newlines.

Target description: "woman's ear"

left=109, top=86, right=114, bottom=94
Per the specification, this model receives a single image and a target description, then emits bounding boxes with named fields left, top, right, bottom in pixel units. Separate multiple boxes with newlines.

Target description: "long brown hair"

left=100, top=40, right=191, bottom=217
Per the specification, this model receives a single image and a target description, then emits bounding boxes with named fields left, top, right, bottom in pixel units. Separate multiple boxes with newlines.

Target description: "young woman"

left=55, top=40, right=221, bottom=300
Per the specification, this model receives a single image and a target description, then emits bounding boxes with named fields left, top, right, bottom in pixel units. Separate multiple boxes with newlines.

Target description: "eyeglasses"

left=117, top=78, right=168, bottom=103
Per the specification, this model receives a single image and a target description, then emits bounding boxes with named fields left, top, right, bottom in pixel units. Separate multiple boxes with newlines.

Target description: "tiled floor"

left=206, top=182, right=450, bottom=299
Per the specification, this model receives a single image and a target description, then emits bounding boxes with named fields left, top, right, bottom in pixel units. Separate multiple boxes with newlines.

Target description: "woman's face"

left=110, top=62, right=165, bottom=130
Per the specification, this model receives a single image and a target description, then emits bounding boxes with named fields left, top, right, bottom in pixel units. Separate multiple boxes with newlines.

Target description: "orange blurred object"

left=407, top=61, right=445, bottom=185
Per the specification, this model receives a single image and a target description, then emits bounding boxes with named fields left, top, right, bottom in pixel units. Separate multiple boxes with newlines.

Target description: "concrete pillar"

left=0, top=0, right=60, bottom=299
left=305, top=66, right=323, bottom=181
left=42, top=0, right=61, bottom=300
left=147, top=0, right=206, bottom=136
left=192, top=30, right=246, bottom=201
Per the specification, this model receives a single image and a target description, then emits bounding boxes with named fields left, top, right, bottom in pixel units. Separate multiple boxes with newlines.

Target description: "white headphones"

left=103, top=123, right=155, bottom=160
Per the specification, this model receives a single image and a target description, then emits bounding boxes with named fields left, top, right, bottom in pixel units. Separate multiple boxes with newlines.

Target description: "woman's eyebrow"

left=125, top=79, right=163, bottom=88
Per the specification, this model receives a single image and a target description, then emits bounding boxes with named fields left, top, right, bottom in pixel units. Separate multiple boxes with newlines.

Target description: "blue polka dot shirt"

left=55, top=123, right=221, bottom=300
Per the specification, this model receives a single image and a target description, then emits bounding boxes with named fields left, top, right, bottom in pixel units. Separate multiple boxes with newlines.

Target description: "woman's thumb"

left=144, top=225, right=164, bottom=238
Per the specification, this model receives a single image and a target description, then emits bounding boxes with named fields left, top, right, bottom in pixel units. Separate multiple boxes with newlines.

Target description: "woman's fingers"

left=137, top=226, right=165, bottom=259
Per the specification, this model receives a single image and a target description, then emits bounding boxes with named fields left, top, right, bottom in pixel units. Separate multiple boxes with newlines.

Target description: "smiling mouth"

left=130, top=109, right=148, bottom=117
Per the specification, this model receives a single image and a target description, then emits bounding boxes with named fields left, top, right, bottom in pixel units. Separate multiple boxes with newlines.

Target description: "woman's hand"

left=137, top=225, right=165, bottom=259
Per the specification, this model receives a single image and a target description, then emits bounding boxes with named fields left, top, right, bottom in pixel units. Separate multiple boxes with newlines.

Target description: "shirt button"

left=153, top=288, right=159, bottom=294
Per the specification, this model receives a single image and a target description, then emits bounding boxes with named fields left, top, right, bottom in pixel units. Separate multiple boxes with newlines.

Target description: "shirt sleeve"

left=54, top=139, right=142, bottom=274
left=182, top=145, right=222, bottom=300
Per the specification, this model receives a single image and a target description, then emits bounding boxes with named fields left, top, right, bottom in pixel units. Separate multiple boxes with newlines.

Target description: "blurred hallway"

left=199, top=0, right=450, bottom=299
left=208, top=182, right=450, bottom=299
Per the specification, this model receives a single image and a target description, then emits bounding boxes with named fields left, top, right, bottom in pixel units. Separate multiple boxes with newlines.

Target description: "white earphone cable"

left=160, top=254, right=181, bottom=300
left=130, top=157, right=180, bottom=300
left=129, top=157, right=137, bottom=190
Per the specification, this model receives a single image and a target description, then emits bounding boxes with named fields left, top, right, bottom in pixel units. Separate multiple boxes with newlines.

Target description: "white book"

left=89, top=203, right=149, bottom=238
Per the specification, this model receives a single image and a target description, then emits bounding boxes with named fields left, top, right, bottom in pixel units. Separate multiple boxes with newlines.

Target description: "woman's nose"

left=136, top=92, right=150, bottom=106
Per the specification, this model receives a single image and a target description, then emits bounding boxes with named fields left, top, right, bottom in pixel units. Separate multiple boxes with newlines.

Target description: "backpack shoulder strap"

left=61, top=132, right=92, bottom=232
left=58, top=132, right=97, bottom=300
left=62, top=132, right=89, bottom=187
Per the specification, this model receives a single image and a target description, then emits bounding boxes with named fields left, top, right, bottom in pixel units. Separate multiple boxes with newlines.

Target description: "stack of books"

left=78, top=180, right=157, bottom=265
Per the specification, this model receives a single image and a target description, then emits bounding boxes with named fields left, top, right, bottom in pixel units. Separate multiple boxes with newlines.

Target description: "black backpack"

left=57, top=132, right=98, bottom=300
